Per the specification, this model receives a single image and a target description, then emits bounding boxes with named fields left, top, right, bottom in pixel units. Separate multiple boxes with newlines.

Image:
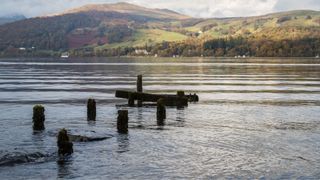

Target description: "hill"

left=0, top=15, right=26, bottom=25
left=0, top=3, right=319, bottom=57
left=187, top=10, right=320, bottom=40
left=64, top=2, right=189, bottom=20
left=0, top=3, right=190, bottom=53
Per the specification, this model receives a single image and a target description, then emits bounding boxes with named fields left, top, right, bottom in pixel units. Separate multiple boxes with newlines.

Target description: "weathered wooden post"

left=137, top=75, right=143, bottom=107
left=128, top=93, right=135, bottom=107
left=57, top=129, right=73, bottom=155
left=87, top=98, right=96, bottom=121
left=33, top=105, right=45, bottom=131
left=117, top=110, right=128, bottom=134
left=177, top=91, right=186, bottom=108
left=157, top=98, right=166, bottom=126
left=177, top=91, right=185, bottom=97
left=194, top=93, right=199, bottom=102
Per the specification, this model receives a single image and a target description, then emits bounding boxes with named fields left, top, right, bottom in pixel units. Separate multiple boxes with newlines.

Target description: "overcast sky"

left=1, top=0, right=320, bottom=18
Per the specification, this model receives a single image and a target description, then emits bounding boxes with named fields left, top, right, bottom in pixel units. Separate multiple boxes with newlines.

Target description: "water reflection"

left=1, top=57, right=320, bottom=178
left=117, top=134, right=130, bottom=153
left=32, top=130, right=46, bottom=138
left=31, top=131, right=46, bottom=152
left=137, top=107, right=143, bottom=122
left=157, top=118, right=165, bottom=126
left=87, top=120, right=96, bottom=126
left=57, top=160, right=73, bottom=179
left=175, top=108, right=186, bottom=127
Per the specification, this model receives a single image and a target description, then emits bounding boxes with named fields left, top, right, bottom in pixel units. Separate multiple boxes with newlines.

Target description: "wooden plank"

left=115, top=90, right=198, bottom=101
left=115, top=90, right=189, bottom=106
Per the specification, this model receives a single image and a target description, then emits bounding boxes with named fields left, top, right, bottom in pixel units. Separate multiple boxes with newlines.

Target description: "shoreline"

left=0, top=56, right=319, bottom=60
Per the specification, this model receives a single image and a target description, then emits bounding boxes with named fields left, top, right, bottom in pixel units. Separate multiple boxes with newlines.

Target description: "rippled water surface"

left=0, top=57, right=320, bottom=179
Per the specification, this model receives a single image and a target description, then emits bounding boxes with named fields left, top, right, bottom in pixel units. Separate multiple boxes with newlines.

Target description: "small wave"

left=266, top=122, right=319, bottom=131
left=202, top=100, right=320, bottom=106
left=47, top=129, right=113, bottom=142
left=0, top=151, right=53, bottom=167
left=0, top=99, right=123, bottom=105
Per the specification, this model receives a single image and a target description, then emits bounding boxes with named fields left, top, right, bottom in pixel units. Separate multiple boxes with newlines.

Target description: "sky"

left=1, top=0, right=320, bottom=18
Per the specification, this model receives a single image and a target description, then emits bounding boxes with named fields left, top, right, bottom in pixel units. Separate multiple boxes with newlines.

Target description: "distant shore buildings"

left=135, top=49, right=149, bottom=55
left=61, top=52, right=69, bottom=58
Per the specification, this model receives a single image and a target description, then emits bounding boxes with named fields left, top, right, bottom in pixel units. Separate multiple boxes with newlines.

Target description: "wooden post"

left=33, top=105, right=45, bottom=130
left=157, top=98, right=166, bottom=126
left=57, top=129, right=73, bottom=156
left=177, top=91, right=186, bottom=108
left=87, top=99, right=96, bottom=121
left=187, top=93, right=199, bottom=102
left=137, top=75, right=143, bottom=93
left=128, top=93, right=135, bottom=107
left=117, top=110, right=128, bottom=134
left=194, top=93, right=199, bottom=102
left=137, top=75, right=143, bottom=107
left=177, top=91, right=185, bottom=97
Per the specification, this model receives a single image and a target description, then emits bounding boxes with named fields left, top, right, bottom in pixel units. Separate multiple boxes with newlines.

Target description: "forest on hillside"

left=0, top=4, right=319, bottom=58
left=2, top=35, right=319, bottom=57
left=70, top=36, right=320, bottom=57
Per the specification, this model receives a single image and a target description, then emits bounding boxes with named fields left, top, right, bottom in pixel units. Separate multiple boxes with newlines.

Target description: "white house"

left=135, top=49, right=149, bottom=55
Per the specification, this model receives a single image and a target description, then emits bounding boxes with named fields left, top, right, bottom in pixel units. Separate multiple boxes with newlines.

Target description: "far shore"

left=0, top=55, right=319, bottom=60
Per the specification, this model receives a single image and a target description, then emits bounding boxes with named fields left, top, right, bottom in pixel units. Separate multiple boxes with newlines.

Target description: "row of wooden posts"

left=32, top=75, right=199, bottom=156
left=33, top=96, right=169, bottom=133
left=32, top=98, right=167, bottom=156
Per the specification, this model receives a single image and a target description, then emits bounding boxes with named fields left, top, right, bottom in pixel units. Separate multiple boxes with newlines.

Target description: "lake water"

left=0, top=57, right=320, bottom=179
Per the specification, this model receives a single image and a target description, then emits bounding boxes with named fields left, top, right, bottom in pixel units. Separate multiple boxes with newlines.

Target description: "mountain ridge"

left=0, top=3, right=319, bottom=57
left=63, top=2, right=190, bottom=20
left=0, top=14, right=26, bottom=25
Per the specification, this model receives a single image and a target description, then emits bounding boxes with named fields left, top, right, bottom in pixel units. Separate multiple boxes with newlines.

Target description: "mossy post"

left=128, top=93, right=135, bottom=107
left=177, top=91, right=185, bottom=97
left=177, top=91, right=186, bottom=108
left=157, top=98, right=166, bottom=125
left=33, top=105, right=45, bottom=131
left=117, top=110, right=128, bottom=134
left=87, top=98, right=96, bottom=121
left=57, top=129, right=73, bottom=156
left=137, top=75, right=143, bottom=107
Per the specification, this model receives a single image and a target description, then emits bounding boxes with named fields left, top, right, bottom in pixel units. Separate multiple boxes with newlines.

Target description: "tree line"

left=68, top=36, right=320, bottom=57
left=2, top=36, right=319, bottom=57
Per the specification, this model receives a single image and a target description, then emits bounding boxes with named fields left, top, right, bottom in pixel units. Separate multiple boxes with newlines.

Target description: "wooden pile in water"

left=115, top=75, right=199, bottom=107
left=26, top=75, right=199, bottom=157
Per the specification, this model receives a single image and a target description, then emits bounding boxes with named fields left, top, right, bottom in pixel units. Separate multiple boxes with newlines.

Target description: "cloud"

left=0, top=0, right=319, bottom=18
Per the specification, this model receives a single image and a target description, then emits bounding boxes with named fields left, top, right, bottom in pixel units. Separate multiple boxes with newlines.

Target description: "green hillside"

left=98, top=9, right=320, bottom=49
left=98, top=29, right=188, bottom=49
left=184, top=10, right=320, bottom=40
left=0, top=3, right=319, bottom=57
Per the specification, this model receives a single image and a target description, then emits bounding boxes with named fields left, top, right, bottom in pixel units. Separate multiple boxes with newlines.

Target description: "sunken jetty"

left=115, top=75, right=199, bottom=107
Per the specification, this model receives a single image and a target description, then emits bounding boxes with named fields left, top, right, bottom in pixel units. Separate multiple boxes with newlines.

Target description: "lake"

left=0, top=57, right=320, bottom=179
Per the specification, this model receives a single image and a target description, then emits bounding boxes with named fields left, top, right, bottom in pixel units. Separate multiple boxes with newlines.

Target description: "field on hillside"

left=98, top=10, right=320, bottom=49
left=0, top=2, right=319, bottom=57
left=97, top=29, right=188, bottom=49
left=185, top=10, right=320, bottom=39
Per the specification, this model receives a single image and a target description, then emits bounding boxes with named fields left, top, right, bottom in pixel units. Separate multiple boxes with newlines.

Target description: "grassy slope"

left=97, top=29, right=188, bottom=49
left=90, top=10, right=320, bottom=50
left=66, top=2, right=190, bottom=20
left=185, top=10, right=320, bottom=39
